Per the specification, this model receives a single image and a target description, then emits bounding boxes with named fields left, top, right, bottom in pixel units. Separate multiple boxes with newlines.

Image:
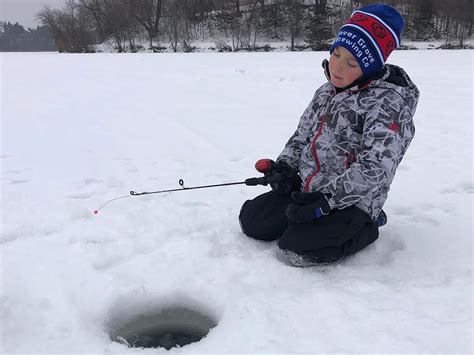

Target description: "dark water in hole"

left=110, top=307, right=217, bottom=350
left=124, top=328, right=207, bottom=350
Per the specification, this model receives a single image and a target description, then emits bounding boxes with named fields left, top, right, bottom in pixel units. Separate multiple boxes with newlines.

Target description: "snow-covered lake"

left=1, top=50, right=472, bottom=353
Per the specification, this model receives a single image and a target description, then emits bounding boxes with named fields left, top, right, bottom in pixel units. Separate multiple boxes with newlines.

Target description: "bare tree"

left=37, top=6, right=66, bottom=51
left=77, top=0, right=107, bottom=41
left=126, top=0, right=163, bottom=48
left=240, top=0, right=261, bottom=49
left=37, top=1, right=93, bottom=52
left=163, top=0, right=193, bottom=52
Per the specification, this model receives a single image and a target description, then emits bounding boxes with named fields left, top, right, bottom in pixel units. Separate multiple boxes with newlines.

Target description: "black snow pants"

left=239, top=190, right=379, bottom=265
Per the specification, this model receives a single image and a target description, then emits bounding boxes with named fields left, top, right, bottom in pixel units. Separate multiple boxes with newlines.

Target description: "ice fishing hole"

left=109, top=307, right=217, bottom=350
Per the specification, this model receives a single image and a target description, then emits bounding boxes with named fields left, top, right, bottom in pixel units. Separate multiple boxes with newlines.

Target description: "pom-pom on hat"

left=330, top=4, right=404, bottom=76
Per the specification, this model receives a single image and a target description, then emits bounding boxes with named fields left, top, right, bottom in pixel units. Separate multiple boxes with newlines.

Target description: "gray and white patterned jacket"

left=277, top=62, right=419, bottom=220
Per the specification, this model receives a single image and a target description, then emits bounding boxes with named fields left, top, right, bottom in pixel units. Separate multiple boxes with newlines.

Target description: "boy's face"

left=328, top=46, right=363, bottom=88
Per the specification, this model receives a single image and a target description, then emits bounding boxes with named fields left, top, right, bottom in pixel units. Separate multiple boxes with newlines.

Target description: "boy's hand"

left=271, top=161, right=300, bottom=195
left=254, top=159, right=300, bottom=195
left=286, top=191, right=331, bottom=223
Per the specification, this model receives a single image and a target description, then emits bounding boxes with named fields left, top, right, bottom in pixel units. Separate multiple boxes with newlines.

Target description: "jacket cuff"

left=326, top=196, right=337, bottom=211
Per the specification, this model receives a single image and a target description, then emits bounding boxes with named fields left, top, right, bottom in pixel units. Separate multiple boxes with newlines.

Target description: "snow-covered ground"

left=1, top=50, right=473, bottom=353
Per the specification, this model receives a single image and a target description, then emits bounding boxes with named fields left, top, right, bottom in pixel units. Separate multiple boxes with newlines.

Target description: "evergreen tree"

left=305, top=0, right=333, bottom=50
left=259, top=1, right=286, bottom=39
left=0, top=23, right=55, bottom=52
left=284, top=0, right=304, bottom=50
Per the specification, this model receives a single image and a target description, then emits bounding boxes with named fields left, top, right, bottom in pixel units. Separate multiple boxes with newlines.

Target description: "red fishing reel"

left=255, top=159, right=276, bottom=174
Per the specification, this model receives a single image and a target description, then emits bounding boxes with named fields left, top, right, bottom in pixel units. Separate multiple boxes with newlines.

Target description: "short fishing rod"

left=93, top=164, right=280, bottom=215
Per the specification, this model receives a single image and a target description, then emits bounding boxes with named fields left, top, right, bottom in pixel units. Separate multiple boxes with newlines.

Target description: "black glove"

left=286, top=191, right=331, bottom=223
left=270, top=161, right=301, bottom=195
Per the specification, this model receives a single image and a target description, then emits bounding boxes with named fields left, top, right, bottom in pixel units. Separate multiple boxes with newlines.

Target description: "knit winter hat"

left=330, top=4, right=404, bottom=76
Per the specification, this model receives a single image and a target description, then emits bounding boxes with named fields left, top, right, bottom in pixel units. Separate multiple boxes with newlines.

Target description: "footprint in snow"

left=407, top=213, right=440, bottom=226
left=83, top=178, right=104, bottom=185
left=439, top=181, right=474, bottom=194
left=67, top=191, right=94, bottom=199
left=8, top=179, right=31, bottom=184
left=93, top=253, right=129, bottom=270
left=460, top=181, right=474, bottom=193
left=119, top=160, right=138, bottom=173
left=2, top=168, right=32, bottom=184
left=0, top=231, right=19, bottom=244
left=372, top=236, right=405, bottom=266
left=391, top=206, right=416, bottom=217
left=4, top=168, right=31, bottom=174
left=67, top=178, right=106, bottom=200
left=439, top=186, right=457, bottom=194
left=184, top=201, right=211, bottom=208
left=419, top=202, right=457, bottom=215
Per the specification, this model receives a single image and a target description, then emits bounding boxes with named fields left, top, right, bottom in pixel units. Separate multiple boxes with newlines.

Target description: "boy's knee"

left=238, top=200, right=253, bottom=236
left=239, top=199, right=284, bottom=242
left=239, top=200, right=265, bottom=240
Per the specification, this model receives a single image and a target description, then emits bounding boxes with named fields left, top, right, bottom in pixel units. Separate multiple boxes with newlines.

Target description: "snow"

left=1, top=50, right=473, bottom=353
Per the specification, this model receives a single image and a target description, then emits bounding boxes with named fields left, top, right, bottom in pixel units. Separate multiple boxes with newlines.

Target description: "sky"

left=1, top=0, right=65, bottom=28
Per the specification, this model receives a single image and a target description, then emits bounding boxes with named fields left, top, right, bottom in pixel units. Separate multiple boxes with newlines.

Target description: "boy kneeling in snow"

left=239, top=4, right=419, bottom=267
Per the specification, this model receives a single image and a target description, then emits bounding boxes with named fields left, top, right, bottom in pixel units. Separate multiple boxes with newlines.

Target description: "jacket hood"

left=322, top=59, right=419, bottom=103
left=378, top=63, right=420, bottom=105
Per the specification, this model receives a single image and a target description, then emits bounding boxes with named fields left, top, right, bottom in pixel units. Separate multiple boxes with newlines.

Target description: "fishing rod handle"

left=244, top=173, right=281, bottom=186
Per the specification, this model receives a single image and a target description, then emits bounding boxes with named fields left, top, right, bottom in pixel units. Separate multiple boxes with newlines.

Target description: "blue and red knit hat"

left=330, top=4, right=404, bottom=76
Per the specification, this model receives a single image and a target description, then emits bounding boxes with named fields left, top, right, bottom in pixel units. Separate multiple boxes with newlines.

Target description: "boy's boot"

left=376, top=210, right=387, bottom=227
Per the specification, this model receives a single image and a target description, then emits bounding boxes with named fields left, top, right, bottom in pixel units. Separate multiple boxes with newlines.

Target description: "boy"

left=239, top=4, right=420, bottom=266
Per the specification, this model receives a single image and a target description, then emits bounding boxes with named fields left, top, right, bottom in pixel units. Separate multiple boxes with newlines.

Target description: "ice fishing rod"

left=93, top=170, right=281, bottom=215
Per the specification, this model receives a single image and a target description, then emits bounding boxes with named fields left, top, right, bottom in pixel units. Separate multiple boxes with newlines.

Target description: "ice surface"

left=1, top=50, right=472, bottom=353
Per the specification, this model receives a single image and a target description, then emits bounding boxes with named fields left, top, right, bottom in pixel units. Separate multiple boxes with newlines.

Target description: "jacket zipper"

left=304, top=114, right=327, bottom=192
left=303, top=81, right=373, bottom=192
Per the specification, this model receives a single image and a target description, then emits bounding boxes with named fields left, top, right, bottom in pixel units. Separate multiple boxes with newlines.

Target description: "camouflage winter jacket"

left=277, top=62, right=419, bottom=220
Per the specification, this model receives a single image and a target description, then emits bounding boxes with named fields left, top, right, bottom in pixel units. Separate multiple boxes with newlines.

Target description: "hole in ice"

left=109, top=306, right=217, bottom=350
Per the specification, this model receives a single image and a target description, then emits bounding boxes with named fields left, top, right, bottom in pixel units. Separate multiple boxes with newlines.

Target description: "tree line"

left=0, top=22, right=56, bottom=52
left=34, top=0, right=472, bottom=53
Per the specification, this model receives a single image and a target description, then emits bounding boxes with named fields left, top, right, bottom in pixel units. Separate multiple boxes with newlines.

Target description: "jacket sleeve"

left=276, top=91, right=320, bottom=170
left=320, top=99, right=416, bottom=212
